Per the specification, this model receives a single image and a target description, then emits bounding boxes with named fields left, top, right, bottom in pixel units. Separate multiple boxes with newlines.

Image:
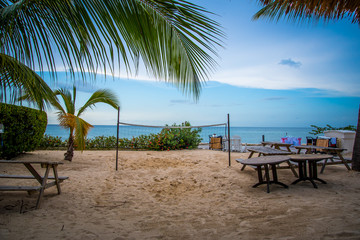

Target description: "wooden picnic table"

left=261, top=141, right=292, bottom=152
left=236, top=155, right=290, bottom=193
left=243, top=146, right=298, bottom=177
left=294, top=145, right=350, bottom=172
left=0, top=160, right=68, bottom=209
left=290, top=154, right=333, bottom=188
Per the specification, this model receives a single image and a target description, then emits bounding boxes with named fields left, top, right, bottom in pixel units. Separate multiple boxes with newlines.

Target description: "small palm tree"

left=52, top=86, right=119, bottom=161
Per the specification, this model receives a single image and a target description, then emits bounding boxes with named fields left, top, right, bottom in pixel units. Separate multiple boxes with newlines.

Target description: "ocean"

left=45, top=124, right=314, bottom=144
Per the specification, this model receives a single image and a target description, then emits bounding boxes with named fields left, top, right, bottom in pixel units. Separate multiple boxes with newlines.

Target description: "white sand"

left=1, top=150, right=360, bottom=239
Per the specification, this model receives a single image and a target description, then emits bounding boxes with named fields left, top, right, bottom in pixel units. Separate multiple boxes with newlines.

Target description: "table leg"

left=36, top=164, right=50, bottom=209
left=336, top=151, right=351, bottom=170
left=53, top=164, right=61, bottom=194
left=253, top=166, right=264, bottom=188
left=310, top=161, right=327, bottom=185
left=23, top=163, right=43, bottom=184
left=320, top=159, right=328, bottom=173
left=242, top=151, right=255, bottom=171
left=307, top=161, right=318, bottom=188
left=287, top=160, right=299, bottom=178
left=292, top=161, right=306, bottom=185
left=264, top=164, right=271, bottom=193
left=270, top=164, right=288, bottom=189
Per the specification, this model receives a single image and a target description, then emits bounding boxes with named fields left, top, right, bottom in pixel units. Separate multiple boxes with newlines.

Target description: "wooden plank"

left=0, top=175, right=69, bottom=180
left=0, top=186, right=42, bottom=191
left=0, top=160, right=63, bottom=165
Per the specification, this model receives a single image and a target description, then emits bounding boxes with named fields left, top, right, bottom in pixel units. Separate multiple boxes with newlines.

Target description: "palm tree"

left=1, top=0, right=223, bottom=109
left=52, top=86, right=119, bottom=161
left=252, top=0, right=360, bottom=171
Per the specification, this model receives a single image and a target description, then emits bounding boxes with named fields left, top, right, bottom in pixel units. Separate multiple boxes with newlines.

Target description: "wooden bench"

left=0, top=160, right=69, bottom=209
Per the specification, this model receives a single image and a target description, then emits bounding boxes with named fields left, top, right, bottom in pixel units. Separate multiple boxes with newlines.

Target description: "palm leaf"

left=0, top=53, right=56, bottom=110
left=74, top=116, right=93, bottom=151
left=77, top=89, right=119, bottom=116
left=253, top=0, right=360, bottom=25
left=1, top=0, right=224, bottom=99
left=54, top=88, right=76, bottom=115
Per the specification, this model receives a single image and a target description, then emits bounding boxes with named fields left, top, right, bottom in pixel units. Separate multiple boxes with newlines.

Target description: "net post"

left=227, top=113, right=231, bottom=167
left=116, top=107, right=120, bottom=171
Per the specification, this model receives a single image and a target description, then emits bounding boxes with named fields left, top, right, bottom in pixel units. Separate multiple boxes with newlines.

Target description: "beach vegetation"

left=51, top=86, right=119, bottom=161
left=0, top=103, right=47, bottom=159
left=38, top=122, right=201, bottom=151
left=309, top=124, right=356, bottom=135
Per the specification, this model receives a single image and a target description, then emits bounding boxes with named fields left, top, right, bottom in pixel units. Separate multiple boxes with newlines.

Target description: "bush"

left=37, top=122, right=202, bottom=151
left=0, top=103, right=47, bottom=159
left=38, top=134, right=67, bottom=149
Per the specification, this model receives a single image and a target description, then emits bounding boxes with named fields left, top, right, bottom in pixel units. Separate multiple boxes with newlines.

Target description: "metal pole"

left=228, top=113, right=231, bottom=167
left=116, top=107, right=120, bottom=171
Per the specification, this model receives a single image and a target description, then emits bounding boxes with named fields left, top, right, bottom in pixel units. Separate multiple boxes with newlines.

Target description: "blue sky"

left=44, top=0, right=360, bottom=127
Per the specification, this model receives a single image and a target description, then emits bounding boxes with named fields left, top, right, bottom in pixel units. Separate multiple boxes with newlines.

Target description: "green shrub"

left=0, top=103, right=47, bottom=159
left=37, top=121, right=201, bottom=151
left=38, top=134, right=67, bottom=149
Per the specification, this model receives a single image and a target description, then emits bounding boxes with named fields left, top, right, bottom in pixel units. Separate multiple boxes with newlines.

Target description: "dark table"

left=236, top=155, right=290, bottom=193
left=243, top=146, right=298, bottom=177
left=261, top=141, right=292, bottom=152
left=290, top=154, right=333, bottom=188
left=294, top=145, right=349, bottom=172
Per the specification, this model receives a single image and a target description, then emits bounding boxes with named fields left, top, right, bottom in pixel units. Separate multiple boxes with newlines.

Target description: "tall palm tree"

left=252, top=0, right=360, bottom=171
left=52, top=86, right=119, bottom=161
left=1, top=0, right=224, bottom=109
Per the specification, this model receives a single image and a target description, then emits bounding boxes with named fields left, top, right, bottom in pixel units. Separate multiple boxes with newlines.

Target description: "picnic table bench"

left=294, top=145, right=350, bottom=172
left=0, top=160, right=68, bottom=209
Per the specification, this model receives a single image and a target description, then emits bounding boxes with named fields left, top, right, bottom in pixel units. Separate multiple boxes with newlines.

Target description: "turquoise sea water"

left=45, top=124, right=314, bottom=144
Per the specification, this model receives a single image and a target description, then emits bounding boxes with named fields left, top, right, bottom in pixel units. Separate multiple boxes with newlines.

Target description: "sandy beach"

left=1, top=149, right=360, bottom=239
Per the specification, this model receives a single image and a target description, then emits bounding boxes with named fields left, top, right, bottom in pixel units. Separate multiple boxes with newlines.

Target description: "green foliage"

left=118, top=122, right=202, bottom=151
left=0, top=103, right=47, bottom=159
left=309, top=124, right=356, bottom=135
left=38, top=135, right=67, bottom=149
left=38, top=122, right=202, bottom=151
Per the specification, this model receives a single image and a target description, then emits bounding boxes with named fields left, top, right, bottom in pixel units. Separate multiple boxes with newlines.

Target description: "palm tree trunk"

left=64, top=135, right=74, bottom=161
left=351, top=106, right=360, bottom=171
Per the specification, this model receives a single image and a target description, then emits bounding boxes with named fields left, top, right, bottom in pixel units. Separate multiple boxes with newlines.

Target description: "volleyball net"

left=115, top=110, right=232, bottom=170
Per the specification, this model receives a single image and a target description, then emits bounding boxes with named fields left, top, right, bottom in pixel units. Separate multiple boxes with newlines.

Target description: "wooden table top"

left=236, top=155, right=291, bottom=166
left=247, top=146, right=291, bottom=155
left=290, top=154, right=333, bottom=161
left=294, top=145, right=345, bottom=151
left=262, top=141, right=292, bottom=147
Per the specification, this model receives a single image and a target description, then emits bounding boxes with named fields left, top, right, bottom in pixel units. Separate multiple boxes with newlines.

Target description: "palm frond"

left=74, top=116, right=93, bottom=151
left=0, top=53, right=57, bottom=110
left=54, top=88, right=76, bottom=115
left=77, top=89, right=119, bottom=116
left=253, top=0, right=360, bottom=25
left=1, top=0, right=224, bottom=99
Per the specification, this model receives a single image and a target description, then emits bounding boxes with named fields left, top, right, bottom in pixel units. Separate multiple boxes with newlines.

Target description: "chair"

left=231, top=135, right=242, bottom=152
left=315, top=138, right=329, bottom=153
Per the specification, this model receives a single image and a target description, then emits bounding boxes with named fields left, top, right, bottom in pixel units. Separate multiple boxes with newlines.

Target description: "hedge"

left=38, top=122, right=202, bottom=151
left=0, top=103, right=47, bottom=159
